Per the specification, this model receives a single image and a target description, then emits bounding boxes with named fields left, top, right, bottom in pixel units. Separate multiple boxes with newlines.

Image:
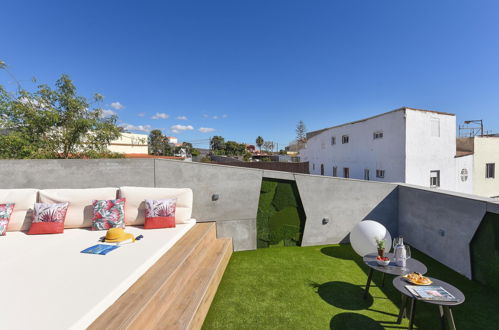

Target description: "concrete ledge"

left=216, top=219, right=256, bottom=251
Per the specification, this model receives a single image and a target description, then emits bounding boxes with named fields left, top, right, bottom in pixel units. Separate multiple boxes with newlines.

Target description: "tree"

left=148, top=130, right=164, bottom=155
left=191, top=148, right=200, bottom=157
left=296, top=120, right=307, bottom=144
left=0, top=73, right=122, bottom=159
left=256, top=136, right=264, bottom=151
left=210, top=136, right=225, bottom=151
left=225, top=141, right=240, bottom=156
left=262, top=141, right=274, bottom=153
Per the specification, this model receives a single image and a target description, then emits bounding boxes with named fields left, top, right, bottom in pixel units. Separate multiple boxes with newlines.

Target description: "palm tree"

left=256, top=136, right=264, bottom=152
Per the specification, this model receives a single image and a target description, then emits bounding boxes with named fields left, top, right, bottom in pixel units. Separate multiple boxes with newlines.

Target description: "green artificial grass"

left=203, top=244, right=499, bottom=330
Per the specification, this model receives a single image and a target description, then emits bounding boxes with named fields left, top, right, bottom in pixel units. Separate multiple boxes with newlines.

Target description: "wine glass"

left=405, top=245, right=411, bottom=261
left=392, top=237, right=402, bottom=252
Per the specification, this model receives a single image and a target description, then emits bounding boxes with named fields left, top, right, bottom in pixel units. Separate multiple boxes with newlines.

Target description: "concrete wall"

left=0, top=159, right=262, bottom=251
left=295, top=175, right=398, bottom=246
left=398, top=184, right=495, bottom=278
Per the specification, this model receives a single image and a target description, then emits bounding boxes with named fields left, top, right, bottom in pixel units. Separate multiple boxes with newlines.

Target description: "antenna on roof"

left=459, top=120, right=486, bottom=137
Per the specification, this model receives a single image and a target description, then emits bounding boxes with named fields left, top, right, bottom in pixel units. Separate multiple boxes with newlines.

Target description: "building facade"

left=457, top=136, right=499, bottom=198
left=300, top=107, right=460, bottom=192
left=108, top=133, right=148, bottom=154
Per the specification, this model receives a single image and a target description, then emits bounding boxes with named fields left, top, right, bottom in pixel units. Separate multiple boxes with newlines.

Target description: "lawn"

left=203, top=244, right=499, bottom=330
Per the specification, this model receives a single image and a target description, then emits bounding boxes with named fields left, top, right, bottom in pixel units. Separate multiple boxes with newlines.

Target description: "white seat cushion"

left=0, top=189, right=38, bottom=231
left=39, top=188, right=119, bottom=228
left=119, top=186, right=193, bottom=225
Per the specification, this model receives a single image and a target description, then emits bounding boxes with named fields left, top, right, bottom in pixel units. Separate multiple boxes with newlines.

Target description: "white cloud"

left=212, top=115, right=218, bottom=119
left=203, top=114, right=209, bottom=118
left=198, top=127, right=215, bottom=133
left=222, top=114, right=228, bottom=118
left=176, top=116, right=188, bottom=120
left=121, top=123, right=152, bottom=132
left=152, top=112, right=169, bottom=119
left=101, top=109, right=116, bottom=117
left=110, top=102, right=124, bottom=110
left=170, top=124, right=194, bottom=132
left=137, top=112, right=145, bottom=117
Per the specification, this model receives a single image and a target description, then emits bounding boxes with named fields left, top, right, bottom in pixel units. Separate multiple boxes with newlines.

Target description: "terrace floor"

left=203, top=244, right=499, bottom=329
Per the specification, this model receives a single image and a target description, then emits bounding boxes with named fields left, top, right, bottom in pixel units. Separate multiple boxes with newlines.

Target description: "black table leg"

left=364, top=268, right=374, bottom=299
left=443, top=306, right=456, bottom=330
left=408, top=298, right=417, bottom=330
left=397, top=294, right=407, bottom=324
left=439, top=305, right=446, bottom=330
left=381, top=272, right=385, bottom=287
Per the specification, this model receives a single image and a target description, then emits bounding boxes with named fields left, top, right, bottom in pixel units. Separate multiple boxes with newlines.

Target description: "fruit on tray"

left=404, top=272, right=432, bottom=285
left=376, top=256, right=389, bottom=261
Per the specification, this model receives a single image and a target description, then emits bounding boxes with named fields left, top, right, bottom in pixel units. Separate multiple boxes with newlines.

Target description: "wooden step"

left=158, top=237, right=233, bottom=330
left=89, top=222, right=219, bottom=330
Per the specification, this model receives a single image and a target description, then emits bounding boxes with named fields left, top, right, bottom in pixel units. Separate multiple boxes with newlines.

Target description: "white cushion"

left=0, top=189, right=38, bottom=231
left=39, top=188, right=119, bottom=228
left=119, top=187, right=193, bottom=225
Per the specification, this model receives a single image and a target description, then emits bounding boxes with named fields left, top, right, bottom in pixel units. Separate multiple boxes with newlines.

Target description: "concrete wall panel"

left=398, top=186, right=487, bottom=278
left=217, top=219, right=257, bottom=251
left=295, top=175, right=399, bottom=246
left=0, top=159, right=154, bottom=189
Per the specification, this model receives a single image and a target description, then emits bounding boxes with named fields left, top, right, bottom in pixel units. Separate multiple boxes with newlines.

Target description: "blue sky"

left=2, top=1, right=499, bottom=148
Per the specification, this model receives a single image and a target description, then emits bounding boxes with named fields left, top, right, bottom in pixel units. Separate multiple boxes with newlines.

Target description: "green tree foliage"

left=148, top=129, right=164, bottom=155
left=210, top=135, right=225, bottom=151
left=296, top=120, right=307, bottom=144
left=256, top=136, right=264, bottom=151
left=191, top=148, right=200, bottom=157
left=0, top=74, right=122, bottom=159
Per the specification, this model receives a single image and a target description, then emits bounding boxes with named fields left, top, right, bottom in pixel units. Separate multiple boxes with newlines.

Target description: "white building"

left=456, top=136, right=499, bottom=198
left=301, top=107, right=461, bottom=192
left=108, top=133, right=148, bottom=154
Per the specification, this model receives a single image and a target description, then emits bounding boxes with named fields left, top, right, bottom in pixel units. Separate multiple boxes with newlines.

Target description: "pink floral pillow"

left=0, top=203, right=15, bottom=236
left=144, top=199, right=176, bottom=229
left=92, top=198, right=126, bottom=230
left=28, top=202, right=69, bottom=235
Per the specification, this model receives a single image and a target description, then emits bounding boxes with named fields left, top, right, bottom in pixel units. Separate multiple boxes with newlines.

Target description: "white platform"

left=0, top=221, right=196, bottom=330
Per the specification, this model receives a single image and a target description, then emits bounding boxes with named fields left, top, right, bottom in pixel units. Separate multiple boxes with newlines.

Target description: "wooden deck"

left=89, top=222, right=232, bottom=330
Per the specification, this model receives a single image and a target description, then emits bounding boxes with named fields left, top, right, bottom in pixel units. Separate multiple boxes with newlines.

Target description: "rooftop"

left=307, top=107, right=456, bottom=140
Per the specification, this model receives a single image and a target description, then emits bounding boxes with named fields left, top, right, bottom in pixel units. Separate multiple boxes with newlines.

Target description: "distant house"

left=300, top=107, right=499, bottom=197
left=107, top=133, right=148, bottom=154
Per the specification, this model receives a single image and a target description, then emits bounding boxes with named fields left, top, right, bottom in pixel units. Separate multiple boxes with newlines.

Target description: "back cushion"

left=0, top=189, right=38, bottom=231
left=119, top=187, right=193, bottom=225
left=39, top=188, right=118, bottom=228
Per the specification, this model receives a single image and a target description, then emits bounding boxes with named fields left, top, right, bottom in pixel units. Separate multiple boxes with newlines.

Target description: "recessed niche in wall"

left=470, top=212, right=499, bottom=291
left=256, top=178, right=306, bottom=248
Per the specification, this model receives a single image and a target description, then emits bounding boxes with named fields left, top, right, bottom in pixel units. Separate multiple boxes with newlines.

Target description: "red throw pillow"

left=92, top=198, right=126, bottom=230
left=0, top=203, right=15, bottom=236
left=144, top=199, right=176, bottom=229
left=28, top=202, right=69, bottom=235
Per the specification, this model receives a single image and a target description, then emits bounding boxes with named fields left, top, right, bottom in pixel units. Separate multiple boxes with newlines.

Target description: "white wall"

left=108, top=133, right=148, bottom=154
left=301, top=110, right=406, bottom=182
left=455, top=155, right=473, bottom=195
left=473, top=137, right=499, bottom=198
left=405, top=110, right=457, bottom=191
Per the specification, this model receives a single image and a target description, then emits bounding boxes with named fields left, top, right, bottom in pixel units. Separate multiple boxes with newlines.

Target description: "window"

left=312, top=163, right=315, bottom=171
left=460, top=169, right=468, bottom=182
left=376, top=170, right=385, bottom=178
left=486, top=163, right=495, bottom=179
left=430, top=170, right=440, bottom=187
left=430, top=118, right=440, bottom=137
left=373, top=131, right=383, bottom=139
left=342, top=135, right=349, bottom=144
left=333, top=166, right=338, bottom=177
left=343, top=168, right=350, bottom=178
left=331, top=136, right=336, bottom=145
left=320, top=164, right=324, bottom=176
left=364, top=169, right=370, bottom=180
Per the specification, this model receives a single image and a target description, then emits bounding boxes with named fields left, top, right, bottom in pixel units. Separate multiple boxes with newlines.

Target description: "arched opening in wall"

left=320, top=164, right=324, bottom=176
left=470, top=212, right=499, bottom=291
left=256, top=178, right=306, bottom=248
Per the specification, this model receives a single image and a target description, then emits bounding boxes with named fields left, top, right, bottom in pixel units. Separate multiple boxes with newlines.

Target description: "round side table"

left=393, top=276, right=465, bottom=330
